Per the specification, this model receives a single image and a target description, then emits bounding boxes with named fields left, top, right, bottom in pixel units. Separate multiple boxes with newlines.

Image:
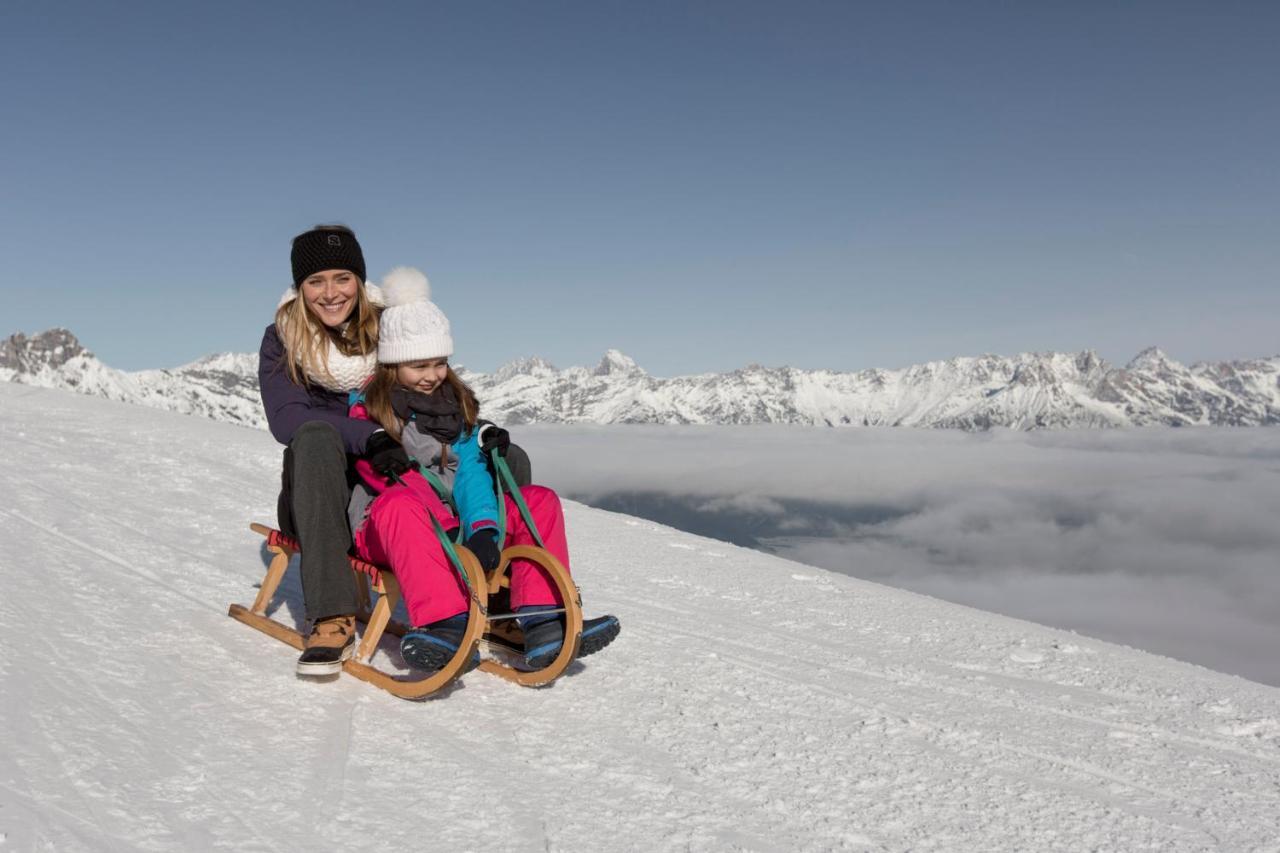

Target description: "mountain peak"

left=1126, top=347, right=1177, bottom=371
left=594, top=349, right=644, bottom=377
left=493, top=355, right=558, bottom=381
left=1074, top=349, right=1105, bottom=373
left=1, top=328, right=92, bottom=372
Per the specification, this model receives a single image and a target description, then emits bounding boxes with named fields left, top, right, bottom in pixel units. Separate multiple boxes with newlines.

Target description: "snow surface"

left=2, top=383, right=1280, bottom=851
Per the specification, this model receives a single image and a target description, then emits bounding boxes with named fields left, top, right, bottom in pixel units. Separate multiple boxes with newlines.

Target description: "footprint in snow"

left=1009, top=650, right=1046, bottom=664
left=1216, top=718, right=1280, bottom=740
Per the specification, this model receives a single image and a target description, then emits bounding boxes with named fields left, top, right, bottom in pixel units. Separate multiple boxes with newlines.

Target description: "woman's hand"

left=366, top=430, right=412, bottom=481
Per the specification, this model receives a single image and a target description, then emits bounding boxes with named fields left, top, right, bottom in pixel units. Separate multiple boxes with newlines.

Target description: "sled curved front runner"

left=478, top=545, right=584, bottom=687
left=228, top=523, right=486, bottom=700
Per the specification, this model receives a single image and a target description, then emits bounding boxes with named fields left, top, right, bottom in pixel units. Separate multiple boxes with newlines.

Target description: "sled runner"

left=227, top=456, right=585, bottom=699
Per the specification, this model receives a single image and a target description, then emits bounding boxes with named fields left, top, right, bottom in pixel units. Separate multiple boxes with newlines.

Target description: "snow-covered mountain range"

left=3, top=327, right=1278, bottom=430
left=1, top=328, right=262, bottom=427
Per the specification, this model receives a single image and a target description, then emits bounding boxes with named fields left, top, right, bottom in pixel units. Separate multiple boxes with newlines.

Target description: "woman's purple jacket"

left=257, top=324, right=379, bottom=454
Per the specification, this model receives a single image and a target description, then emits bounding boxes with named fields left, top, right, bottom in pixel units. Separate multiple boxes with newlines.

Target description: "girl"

left=349, top=267, right=620, bottom=672
left=259, top=224, right=383, bottom=675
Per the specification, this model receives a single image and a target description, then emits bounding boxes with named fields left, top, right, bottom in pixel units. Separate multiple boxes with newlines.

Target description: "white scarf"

left=310, top=341, right=377, bottom=393
left=277, top=283, right=384, bottom=393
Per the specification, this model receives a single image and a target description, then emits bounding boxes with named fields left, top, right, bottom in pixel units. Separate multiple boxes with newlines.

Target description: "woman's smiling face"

left=300, top=269, right=360, bottom=328
left=396, top=358, right=449, bottom=394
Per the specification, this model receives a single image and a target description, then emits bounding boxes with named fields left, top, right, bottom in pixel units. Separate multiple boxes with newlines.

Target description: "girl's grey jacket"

left=346, top=415, right=501, bottom=539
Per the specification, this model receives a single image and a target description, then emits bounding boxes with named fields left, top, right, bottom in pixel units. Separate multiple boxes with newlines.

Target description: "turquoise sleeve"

left=451, top=428, right=499, bottom=538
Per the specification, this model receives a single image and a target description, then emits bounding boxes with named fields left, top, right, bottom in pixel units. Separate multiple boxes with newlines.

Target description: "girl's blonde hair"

left=363, top=362, right=480, bottom=443
left=274, top=225, right=379, bottom=387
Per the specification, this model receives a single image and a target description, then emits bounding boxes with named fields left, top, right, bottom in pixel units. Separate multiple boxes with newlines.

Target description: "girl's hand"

left=465, top=529, right=501, bottom=571
left=478, top=424, right=511, bottom=458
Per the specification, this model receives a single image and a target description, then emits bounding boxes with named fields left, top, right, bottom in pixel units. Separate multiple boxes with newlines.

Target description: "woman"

left=258, top=224, right=386, bottom=675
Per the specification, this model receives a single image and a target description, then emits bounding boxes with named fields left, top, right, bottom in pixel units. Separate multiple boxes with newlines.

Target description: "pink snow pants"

left=354, top=479, right=570, bottom=628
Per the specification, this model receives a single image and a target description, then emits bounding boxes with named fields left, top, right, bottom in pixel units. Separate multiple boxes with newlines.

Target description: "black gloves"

left=478, top=423, right=511, bottom=459
left=465, top=529, right=502, bottom=571
left=366, top=430, right=411, bottom=481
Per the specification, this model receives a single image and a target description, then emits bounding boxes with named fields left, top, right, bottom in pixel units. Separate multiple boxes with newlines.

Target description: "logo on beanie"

left=328, top=235, right=342, bottom=247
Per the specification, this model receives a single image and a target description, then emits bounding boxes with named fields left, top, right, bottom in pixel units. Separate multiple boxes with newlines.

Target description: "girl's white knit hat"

left=377, top=267, right=454, bottom=363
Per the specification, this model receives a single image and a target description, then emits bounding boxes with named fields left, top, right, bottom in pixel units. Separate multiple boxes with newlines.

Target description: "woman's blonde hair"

left=363, top=362, right=480, bottom=443
left=274, top=225, right=379, bottom=387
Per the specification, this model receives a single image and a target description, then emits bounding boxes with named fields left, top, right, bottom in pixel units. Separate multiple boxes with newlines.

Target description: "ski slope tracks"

left=1, top=383, right=1279, bottom=851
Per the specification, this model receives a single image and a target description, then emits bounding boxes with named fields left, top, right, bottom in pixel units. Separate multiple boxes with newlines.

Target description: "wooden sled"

left=228, top=523, right=583, bottom=699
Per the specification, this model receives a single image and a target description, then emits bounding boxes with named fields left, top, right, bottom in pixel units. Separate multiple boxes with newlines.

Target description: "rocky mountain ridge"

left=3, top=328, right=1277, bottom=430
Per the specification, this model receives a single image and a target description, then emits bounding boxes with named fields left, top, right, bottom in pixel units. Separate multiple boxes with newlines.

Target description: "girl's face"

left=397, top=358, right=449, bottom=394
left=300, top=269, right=360, bottom=329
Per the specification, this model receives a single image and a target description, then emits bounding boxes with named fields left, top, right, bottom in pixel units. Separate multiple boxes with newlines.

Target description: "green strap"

left=492, top=453, right=544, bottom=549
left=429, top=512, right=473, bottom=595
left=389, top=468, right=471, bottom=594
left=414, top=462, right=458, bottom=515
left=495, top=467, right=509, bottom=544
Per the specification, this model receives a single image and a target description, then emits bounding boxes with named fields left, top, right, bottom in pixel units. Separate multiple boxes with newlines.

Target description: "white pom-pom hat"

left=376, top=266, right=454, bottom=364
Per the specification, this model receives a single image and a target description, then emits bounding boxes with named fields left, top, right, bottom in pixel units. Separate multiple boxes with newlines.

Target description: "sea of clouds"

left=515, top=424, right=1280, bottom=686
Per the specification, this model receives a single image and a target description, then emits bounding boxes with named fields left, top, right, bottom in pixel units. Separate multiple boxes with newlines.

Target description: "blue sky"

left=3, top=1, right=1277, bottom=374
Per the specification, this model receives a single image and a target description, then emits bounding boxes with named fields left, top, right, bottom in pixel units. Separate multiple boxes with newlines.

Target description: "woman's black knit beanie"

left=290, top=226, right=366, bottom=286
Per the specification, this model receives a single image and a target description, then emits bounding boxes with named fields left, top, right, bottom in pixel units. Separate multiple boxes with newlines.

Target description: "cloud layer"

left=515, top=425, right=1280, bottom=685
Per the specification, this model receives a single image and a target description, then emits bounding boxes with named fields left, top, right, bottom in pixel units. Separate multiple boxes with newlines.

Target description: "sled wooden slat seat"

left=250, top=522, right=384, bottom=586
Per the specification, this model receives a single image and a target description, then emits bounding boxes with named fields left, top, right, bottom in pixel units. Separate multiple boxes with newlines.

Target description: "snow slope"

left=2, top=384, right=1279, bottom=851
